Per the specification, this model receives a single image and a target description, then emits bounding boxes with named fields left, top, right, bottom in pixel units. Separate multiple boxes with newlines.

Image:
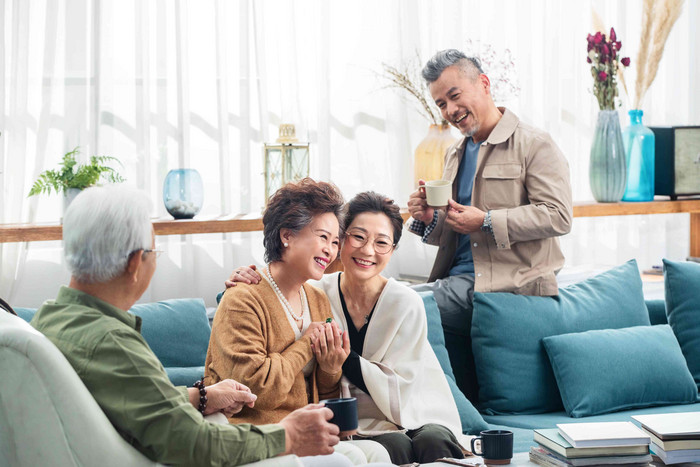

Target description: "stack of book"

left=632, top=413, right=700, bottom=465
left=529, top=422, right=652, bottom=467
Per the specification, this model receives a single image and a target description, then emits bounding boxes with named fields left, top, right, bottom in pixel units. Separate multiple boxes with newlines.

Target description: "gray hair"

left=422, top=49, right=484, bottom=83
left=63, top=185, right=152, bottom=284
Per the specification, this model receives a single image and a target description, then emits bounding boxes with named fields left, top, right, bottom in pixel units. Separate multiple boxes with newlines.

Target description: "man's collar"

left=55, top=286, right=141, bottom=331
left=484, top=107, right=519, bottom=145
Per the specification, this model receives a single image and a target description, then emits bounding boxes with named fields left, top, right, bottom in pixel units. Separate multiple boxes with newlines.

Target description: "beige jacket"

left=204, top=281, right=341, bottom=425
left=412, top=108, right=573, bottom=296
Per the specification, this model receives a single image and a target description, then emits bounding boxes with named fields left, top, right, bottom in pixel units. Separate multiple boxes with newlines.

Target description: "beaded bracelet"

left=193, top=380, right=207, bottom=415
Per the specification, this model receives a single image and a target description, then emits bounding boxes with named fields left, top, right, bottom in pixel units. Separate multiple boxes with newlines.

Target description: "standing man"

left=407, top=49, right=573, bottom=401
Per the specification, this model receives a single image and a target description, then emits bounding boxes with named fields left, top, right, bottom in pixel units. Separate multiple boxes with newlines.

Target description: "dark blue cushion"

left=472, top=260, right=650, bottom=415
left=664, top=259, right=700, bottom=391
left=419, top=291, right=489, bottom=434
left=129, top=298, right=211, bottom=369
left=543, top=325, right=698, bottom=418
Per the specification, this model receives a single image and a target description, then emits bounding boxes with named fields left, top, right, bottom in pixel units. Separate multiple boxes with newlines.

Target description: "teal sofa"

left=426, top=259, right=700, bottom=453
left=16, top=259, right=700, bottom=455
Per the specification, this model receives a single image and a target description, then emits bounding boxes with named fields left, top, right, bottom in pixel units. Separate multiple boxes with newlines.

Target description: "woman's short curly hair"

left=263, top=178, right=345, bottom=263
left=343, top=191, right=404, bottom=246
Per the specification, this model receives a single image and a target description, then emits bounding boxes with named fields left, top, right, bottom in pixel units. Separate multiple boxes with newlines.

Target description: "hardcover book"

left=556, top=422, right=650, bottom=448
left=643, top=428, right=700, bottom=451
left=651, top=443, right=700, bottom=464
left=632, top=412, right=700, bottom=441
left=529, top=446, right=651, bottom=467
left=534, top=429, right=649, bottom=458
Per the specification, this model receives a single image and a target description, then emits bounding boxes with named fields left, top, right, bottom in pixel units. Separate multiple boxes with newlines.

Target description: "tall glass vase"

left=622, top=110, right=655, bottom=201
left=589, top=110, right=627, bottom=203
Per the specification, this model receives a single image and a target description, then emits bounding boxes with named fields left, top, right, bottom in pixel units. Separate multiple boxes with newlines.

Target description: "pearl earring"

left=283, top=242, right=289, bottom=247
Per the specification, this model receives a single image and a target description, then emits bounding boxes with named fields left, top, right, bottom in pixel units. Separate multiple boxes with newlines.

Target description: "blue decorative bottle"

left=622, top=110, right=655, bottom=201
left=163, top=169, right=204, bottom=219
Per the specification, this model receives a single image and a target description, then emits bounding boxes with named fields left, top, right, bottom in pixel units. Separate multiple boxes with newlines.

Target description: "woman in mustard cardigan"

left=205, top=179, right=392, bottom=464
left=205, top=178, right=350, bottom=424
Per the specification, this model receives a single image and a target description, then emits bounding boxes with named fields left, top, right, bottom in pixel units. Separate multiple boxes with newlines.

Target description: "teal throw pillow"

left=543, top=325, right=698, bottom=418
left=419, top=291, right=489, bottom=434
left=664, top=259, right=700, bottom=391
left=130, top=298, right=211, bottom=369
left=472, top=260, right=650, bottom=415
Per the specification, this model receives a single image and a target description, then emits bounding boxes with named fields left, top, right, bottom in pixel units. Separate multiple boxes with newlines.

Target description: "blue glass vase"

left=163, top=169, right=204, bottom=219
left=622, top=110, right=655, bottom=202
left=589, top=110, right=627, bottom=203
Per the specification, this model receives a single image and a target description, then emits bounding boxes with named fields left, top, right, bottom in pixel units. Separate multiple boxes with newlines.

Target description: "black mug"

left=320, top=397, right=358, bottom=437
left=470, top=429, right=513, bottom=465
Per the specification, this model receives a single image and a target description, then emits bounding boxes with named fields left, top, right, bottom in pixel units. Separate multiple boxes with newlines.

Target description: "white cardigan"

left=313, top=273, right=464, bottom=441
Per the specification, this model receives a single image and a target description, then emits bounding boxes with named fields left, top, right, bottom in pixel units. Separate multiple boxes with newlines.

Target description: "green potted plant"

left=28, top=147, right=125, bottom=213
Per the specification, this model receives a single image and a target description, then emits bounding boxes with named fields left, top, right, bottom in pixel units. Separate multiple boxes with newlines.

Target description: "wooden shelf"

left=573, top=199, right=700, bottom=217
left=3, top=200, right=700, bottom=256
left=0, top=216, right=267, bottom=244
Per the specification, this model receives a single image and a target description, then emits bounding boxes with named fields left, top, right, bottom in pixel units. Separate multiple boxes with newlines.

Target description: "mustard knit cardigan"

left=204, top=280, right=341, bottom=425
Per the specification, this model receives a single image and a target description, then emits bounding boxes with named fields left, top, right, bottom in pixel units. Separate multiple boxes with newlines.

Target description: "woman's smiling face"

left=340, top=212, right=395, bottom=281
left=282, top=212, right=340, bottom=281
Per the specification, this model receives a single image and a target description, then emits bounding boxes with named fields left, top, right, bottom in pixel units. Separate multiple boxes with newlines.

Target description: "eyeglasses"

left=127, top=248, right=164, bottom=259
left=143, top=248, right=163, bottom=259
left=345, top=231, right=395, bottom=255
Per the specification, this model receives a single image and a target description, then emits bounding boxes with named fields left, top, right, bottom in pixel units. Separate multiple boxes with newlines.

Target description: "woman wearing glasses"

left=228, top=192, right=466, bottom=465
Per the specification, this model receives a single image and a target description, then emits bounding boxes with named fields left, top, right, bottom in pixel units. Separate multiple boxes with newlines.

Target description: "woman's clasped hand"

left=309, top=320, right=350, bottom=374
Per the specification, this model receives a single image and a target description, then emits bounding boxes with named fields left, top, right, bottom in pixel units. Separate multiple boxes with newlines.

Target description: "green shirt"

left=31, top=286, right=285, bottom=466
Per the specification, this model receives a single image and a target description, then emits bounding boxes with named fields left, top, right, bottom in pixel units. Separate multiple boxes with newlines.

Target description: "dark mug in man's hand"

left=321, top=397, right=358, bottom=438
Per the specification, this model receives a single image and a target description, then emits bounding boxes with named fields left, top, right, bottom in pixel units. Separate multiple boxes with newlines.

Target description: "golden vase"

left=414, top=123, right=456, bottom=186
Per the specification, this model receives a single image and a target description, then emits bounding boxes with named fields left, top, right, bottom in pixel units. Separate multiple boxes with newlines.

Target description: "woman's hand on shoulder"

left=311, top=321, right=350, bottom=374
left=225, top=265, right=261, bottom=288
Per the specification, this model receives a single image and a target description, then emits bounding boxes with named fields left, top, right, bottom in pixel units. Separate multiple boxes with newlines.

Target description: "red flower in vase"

left=586, top=27, right=631, bottom=110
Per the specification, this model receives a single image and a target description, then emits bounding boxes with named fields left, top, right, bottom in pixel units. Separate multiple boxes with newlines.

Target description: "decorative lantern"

left=263, top=124, right=310, bottom=200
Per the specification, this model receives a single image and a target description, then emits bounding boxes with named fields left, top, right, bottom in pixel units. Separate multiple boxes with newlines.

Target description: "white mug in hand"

left=424, top=180, right=452, bottom=208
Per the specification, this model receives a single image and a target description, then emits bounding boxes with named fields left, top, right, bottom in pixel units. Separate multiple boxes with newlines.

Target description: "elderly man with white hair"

left=30, top=185, right=358, bottom=467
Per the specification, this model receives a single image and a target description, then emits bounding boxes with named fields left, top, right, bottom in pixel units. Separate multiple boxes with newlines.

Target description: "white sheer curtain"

left=2, top=0, right=699, bottom=306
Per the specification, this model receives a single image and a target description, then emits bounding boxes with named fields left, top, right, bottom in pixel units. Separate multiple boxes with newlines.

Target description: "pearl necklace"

left=264, top=266, right=306, bottom=321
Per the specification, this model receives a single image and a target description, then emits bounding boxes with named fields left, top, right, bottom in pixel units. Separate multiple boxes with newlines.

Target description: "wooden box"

left=651, top=126, right=700, bottom=199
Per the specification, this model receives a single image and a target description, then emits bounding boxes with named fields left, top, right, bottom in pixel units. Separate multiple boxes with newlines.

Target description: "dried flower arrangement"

left=462, top=40, right=520, bottom=103
left=381, top=55, right=444, bottom=125
left=632, top=0, right=685, bottom=109
left=586, top=28, right=631, bottom=110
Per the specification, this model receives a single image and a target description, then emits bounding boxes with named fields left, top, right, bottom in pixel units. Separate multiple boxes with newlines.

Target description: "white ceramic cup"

left=424, top=180, right=452, bottom=207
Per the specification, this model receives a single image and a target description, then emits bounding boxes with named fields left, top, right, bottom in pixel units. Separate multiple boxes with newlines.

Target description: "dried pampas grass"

left=633, top=0, right=685, bottom=109
left=591, top=9, right=606, bottom=38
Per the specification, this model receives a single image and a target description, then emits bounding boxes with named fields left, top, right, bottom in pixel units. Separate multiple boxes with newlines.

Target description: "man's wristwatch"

left=481, top=210, right=493, bottom=235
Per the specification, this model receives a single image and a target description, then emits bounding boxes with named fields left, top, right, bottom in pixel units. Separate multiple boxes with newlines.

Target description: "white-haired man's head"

left=63, top=185, right=152, bottom=284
